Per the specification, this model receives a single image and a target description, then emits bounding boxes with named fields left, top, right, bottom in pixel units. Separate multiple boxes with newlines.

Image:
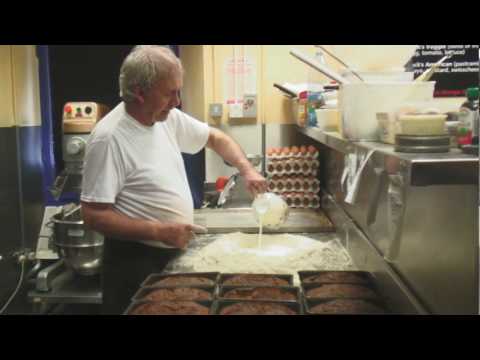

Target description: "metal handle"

left=366, top=167, right=387, bottom=227
left=315, top=45, right=365, bottom=82
left=384, top=174, right=406, bottom=263
left=290, top=48, right=351, bottom=85
left=50, top=171, right=69, bottom=200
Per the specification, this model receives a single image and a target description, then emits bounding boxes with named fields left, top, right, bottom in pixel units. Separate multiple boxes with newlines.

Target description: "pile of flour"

left=175, top=232, right=354, bottom=285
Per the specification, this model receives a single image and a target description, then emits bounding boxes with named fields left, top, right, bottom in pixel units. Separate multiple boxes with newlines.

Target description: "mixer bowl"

left=54, top=243, right=103, bottom=276
left=52, top=209, right=104, bottom=276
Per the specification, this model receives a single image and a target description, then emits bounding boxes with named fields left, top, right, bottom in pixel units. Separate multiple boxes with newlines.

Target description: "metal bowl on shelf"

left=52, top=207, right=104, bottom=276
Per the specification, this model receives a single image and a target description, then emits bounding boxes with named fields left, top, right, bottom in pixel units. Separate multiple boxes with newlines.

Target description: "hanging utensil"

left=290, top=48, right=351, bottom=85
left=315, top=45, right=365, bottom=82
left=415, top=55, right=451, bottom=82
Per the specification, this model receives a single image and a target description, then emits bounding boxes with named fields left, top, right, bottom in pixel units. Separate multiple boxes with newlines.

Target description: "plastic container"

left=340, top=81, right=435, bottom=141
left=397, top=113, right=447, bottom=135
left=315, top=109, right=339, bottom=131
left=342, top=70, right=414, bottom=83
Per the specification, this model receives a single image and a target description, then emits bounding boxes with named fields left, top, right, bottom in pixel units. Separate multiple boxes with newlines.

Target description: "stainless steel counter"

left=298, top=125, right=479, bottom=314
left=299, top=127, right=478, bottom=164
left=165, top=210, right=425, bottom=313
left=299, top=127, right=478, bottom=186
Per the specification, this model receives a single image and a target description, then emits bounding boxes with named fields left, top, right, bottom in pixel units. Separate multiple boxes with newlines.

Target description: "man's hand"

left=81, top=201, right=208, bottom=249
left=155, top=223, right=208, bottom=249
left=242, top=168, right=268, bottom=197
left=206, top=128, right=268, bottom=197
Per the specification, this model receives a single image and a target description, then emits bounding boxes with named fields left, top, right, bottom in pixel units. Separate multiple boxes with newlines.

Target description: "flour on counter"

left=172, top=232, right=355, bottom=285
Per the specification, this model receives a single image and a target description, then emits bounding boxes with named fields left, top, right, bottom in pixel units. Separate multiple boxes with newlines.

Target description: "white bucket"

left=339, top=81, right=435, bottom=141
left=342, top=70, right=414, bottom=83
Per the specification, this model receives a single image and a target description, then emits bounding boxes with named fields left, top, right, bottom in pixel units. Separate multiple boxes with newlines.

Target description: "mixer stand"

left=29, top=207, right=102, bottom=314
left=28, top=260, right=102, bottom=314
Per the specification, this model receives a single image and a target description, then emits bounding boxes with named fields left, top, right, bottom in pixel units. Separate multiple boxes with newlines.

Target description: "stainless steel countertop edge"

left=299, top=126, right=479, bottom=164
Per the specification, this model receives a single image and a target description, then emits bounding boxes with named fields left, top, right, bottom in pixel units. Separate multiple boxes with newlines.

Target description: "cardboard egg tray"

left=266, top=158, right=319, bottom=176
left=268, top=176, right=320, bottom=193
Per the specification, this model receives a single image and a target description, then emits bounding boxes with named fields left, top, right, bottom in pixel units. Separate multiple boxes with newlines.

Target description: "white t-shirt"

left=80, top=102, right=210, bottom=248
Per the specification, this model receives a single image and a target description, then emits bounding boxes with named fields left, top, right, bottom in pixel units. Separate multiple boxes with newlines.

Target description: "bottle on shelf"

left=458, top=87, right=479, bottom=146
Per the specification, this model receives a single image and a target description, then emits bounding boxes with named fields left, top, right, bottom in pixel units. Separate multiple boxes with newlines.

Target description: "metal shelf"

left=298, top=126, right=478, bottom=164
left=298, top=126, right=478, bottom=186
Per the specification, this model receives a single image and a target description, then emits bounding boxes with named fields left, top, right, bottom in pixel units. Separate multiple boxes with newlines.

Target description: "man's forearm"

left=207, top=129, right=254, bottom=176
left=81, top=202, right=201, bottom=249
left=207, top=128, right=267, bottom=196
left=82, top=205, right=160, bottom=242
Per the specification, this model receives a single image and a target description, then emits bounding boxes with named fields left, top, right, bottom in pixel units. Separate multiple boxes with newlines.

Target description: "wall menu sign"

left=410, top=45, right=479, bottom=97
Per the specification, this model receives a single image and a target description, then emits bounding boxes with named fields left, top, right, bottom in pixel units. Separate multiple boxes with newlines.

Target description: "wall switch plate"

left=243, top=94, right=257, bottom=118
left=209, top=103, right=223, bottom=117
left=229, top=103, right=244, bottom=119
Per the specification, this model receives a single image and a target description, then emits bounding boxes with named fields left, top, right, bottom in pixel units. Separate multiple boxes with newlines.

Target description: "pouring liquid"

left=258, top=215, right=264, bottom=249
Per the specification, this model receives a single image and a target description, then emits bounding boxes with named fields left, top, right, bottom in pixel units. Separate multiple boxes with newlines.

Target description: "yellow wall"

left=261, top=45, right=326, bottom=124
left=180, top=45, right=323, bottom=125
left=320, top=45, right=465, bottom=112
left=181, top=45, right=466, bottom=126
left=0, top=45, right=41, bottom=128
left=11, top=45, right=42, bottom=127
left=180, top=45, right=209, bottom=121
left=0, top=46, right=15, bottom=127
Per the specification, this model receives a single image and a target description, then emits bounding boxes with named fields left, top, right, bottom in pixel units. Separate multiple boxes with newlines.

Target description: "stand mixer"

left=51, top=102, right=109, bottom=199
left=28, top=102, right=109, bottom=313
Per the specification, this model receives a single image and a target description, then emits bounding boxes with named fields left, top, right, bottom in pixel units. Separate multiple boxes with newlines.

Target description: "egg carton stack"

left=266, top=145, right=320, bottom=209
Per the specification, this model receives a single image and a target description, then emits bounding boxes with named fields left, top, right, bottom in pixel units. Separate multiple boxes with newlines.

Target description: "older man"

left=81, top=45, right=267, bottom=314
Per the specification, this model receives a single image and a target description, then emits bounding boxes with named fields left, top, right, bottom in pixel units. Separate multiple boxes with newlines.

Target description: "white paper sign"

left=224, top=55, right=257, bottom=105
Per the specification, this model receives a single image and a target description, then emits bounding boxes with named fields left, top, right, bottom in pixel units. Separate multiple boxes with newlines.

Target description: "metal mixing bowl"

left=54, top=243, right=103, bottom=276
left=52, top=209, right=104, bottom=276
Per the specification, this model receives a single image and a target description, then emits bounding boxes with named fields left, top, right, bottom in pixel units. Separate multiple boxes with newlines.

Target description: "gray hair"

left=119, top=45, right=184, bottom=103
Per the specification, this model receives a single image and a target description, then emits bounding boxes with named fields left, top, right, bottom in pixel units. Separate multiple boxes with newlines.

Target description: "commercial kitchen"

left=0, top=45, right=478, bottom=315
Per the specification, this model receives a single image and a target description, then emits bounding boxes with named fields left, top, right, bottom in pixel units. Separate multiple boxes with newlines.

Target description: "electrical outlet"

left=243, top=94, right=257, bottom=118
left=229, top=103, right=244, bottom=119
left=209, top=103, right=223, bottom=117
